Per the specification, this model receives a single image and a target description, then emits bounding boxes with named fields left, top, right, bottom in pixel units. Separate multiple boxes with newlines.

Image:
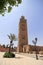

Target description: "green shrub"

left=3, top=52, right=15, bottom=58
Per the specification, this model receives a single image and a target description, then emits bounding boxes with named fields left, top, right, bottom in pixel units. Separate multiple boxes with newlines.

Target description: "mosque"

left=17, top=16, right=43, bottom=54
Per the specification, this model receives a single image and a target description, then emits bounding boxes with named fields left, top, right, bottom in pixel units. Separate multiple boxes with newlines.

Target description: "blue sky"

left=0, top=0, right=43, bottom=46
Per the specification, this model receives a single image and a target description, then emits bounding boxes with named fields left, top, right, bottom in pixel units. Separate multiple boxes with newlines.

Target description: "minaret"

left=17, top=16, right=28, bottom=52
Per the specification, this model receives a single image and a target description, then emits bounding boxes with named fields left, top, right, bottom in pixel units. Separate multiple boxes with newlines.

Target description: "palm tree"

left=32, top=38, right=38, bottom=60
left=7, top=33, right=16, bottom=53
left=2, top=44, right=5, bottom=48
left=6, top=44, right=9, bottom=48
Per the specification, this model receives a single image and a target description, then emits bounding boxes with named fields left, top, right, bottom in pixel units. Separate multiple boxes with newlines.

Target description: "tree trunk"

left=35, top=46, right=38, bottom=60
left=9, top=46, right=11, bottom=53
left=9, top=41, right=12, bottom=53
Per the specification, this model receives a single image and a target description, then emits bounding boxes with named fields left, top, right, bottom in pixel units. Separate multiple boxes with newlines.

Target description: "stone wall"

left=23, top=45, right=43, bottom=54
left=0, top=46, right=16, bottom=52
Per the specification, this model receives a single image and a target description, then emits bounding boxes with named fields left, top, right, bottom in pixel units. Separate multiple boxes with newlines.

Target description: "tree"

left=2, top=44, right=5, bottom=48
left=7, top=33, right=16, bottom=53
left=32, top=38, right=38, bottom=60
left=6, top=44, right=9, bottom=48
left=0, top=0, right=22, bottom=16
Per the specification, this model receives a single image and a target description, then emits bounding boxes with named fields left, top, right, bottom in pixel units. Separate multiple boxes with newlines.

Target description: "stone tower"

left=17, top=16, right=28, bottom=52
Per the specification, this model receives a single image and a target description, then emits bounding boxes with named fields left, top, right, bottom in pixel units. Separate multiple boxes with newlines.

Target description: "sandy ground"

left=0, top=52, right=43, bottom=65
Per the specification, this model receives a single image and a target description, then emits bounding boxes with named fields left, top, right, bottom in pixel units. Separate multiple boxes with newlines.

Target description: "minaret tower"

left=17, top=16, right=28, bottom=52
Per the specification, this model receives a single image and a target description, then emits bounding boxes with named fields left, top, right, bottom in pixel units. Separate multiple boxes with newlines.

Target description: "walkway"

left=0, top=52, right=43, bottom=65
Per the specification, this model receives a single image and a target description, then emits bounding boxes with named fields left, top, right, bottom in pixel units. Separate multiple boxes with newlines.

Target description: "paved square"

left=0, top=52, right=43, bottom=65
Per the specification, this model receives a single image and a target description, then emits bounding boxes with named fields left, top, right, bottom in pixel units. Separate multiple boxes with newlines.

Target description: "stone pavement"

left=0, top=52, right=43, bottom=65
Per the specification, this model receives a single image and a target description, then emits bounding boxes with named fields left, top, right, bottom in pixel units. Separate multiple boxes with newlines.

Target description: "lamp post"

left=32, top=38, right=38, bottom=60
